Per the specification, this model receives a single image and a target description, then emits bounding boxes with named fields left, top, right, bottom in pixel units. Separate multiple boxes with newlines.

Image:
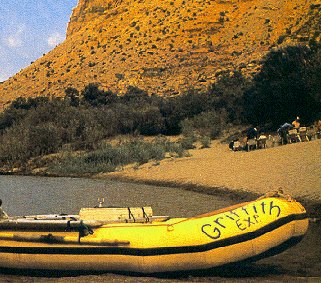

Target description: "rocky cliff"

left=0, top=0, right=320, bottom=108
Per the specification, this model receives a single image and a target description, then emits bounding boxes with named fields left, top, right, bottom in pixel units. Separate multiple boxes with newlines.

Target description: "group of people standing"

left=229, top=126, right=267, bottom=151
left=277, top=116, right=301, bottom=145
left=229, top=116, right=312, bottom=151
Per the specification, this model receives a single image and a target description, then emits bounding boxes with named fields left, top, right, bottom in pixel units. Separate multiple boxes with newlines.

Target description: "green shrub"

left=50, top=155, right=116, bottom=175
left=0, top=124, right=30, bottom=163
left=181, top=110, right=228, bottom=139
left=28, top=122, right=63, bottom=156
left=180, top=135, right=196, bottom=149
left=208, top=70, right=249, bottom=123
left=48, top=138, right=187, bottom=175
left=200, top=135, right=211, bottom=148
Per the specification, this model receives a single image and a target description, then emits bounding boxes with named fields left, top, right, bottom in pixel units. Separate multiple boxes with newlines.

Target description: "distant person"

left=277, top=123, right=293, bottom=145
left=246, top=127, right=258, bottom=140
left=257, top=132, right=267, bottom=149
left=292, top=117, right=300, bottom=129
left=0, top=199, right=8, bottom=220
left=229, top=140, right=234, bottom=150
left=245, top=127, right=258, bottom=151
left=229, top=138, right=242, bottom=151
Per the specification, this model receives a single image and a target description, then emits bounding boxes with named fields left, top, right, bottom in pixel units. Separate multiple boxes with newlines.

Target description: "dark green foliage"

left=64, top=87, right=80, bottom=107
left=9, top=96, right=50, bottom=110
left=122, top=85, right=149, bottom=103
left=208, top=70, right=249, bottom=123
left=82, top=83, right=117, bottom=106
left=0, top=96, right=51, bottom=132
left=178, top=88, right=212, bottom=118
left=0, top=124, right=29, bottom=163
left=135, top=106, right=164, bottom=135
left=244, top=44, right=321, bottom=127
left=158, top=89, right=214, bottom=135
left=180, top=135, right=196, bottom=149
left=158, top=97, right=184, bottom=135
left=28, top=122, right=63, bottom=156
left=0, top=108, right=26, bottom=132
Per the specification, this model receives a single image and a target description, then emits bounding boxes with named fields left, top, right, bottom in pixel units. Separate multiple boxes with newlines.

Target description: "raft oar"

left=0, top=219, right=104, bottom=231
left=0, top=233, right=130, bottom=246
left=0, top=216, right=170, bottom=231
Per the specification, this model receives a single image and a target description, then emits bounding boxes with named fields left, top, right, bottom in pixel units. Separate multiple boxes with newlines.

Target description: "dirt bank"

left=102, top=139, right=321, bottom=215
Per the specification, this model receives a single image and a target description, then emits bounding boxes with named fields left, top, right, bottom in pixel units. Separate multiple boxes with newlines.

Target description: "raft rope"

left=127, top=208, right=135, bottom=223
left=259, top=189, right=295, bottom=202
left=142, top=207, right=150, bottom=223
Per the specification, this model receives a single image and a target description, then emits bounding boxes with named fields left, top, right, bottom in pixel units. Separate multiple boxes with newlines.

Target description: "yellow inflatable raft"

left=0, top=192, right=308, bottom=273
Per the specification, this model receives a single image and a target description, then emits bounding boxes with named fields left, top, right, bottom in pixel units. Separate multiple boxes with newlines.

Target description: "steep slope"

left=0, top=0, right=320, bottom=108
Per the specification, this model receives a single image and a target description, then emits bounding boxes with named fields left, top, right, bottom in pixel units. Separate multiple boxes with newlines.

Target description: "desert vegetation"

left=0, top=43, right=320, bottom=174
left=1, top=0, right=317, bottom=105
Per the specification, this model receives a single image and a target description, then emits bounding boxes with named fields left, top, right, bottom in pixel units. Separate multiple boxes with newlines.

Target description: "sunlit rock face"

left=0, top=0, right=319, bottom=108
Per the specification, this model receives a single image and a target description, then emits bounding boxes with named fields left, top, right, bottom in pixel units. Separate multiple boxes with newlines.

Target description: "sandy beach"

left=106, top=139, right=321, bottom=208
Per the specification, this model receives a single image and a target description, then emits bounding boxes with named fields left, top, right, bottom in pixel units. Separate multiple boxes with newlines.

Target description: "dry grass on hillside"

left=1, top=0, right=318, bottom=108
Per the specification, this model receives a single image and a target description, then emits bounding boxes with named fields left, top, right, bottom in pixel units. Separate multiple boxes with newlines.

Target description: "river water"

left=0, top=175, right=320, bottom=282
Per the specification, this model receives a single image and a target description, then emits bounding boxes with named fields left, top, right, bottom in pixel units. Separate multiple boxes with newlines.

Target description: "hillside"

left=0, top=0, right=320, bottom=108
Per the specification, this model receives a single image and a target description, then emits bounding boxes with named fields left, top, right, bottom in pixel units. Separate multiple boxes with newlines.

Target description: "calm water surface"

left=0, top=175, right=320, bottom=282
left=0, top=175, right=234, bottom=217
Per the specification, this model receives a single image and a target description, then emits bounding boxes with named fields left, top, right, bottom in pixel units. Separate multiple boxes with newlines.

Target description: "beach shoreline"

left=1, top=139, right=320, bottom=217
left=100, top=139, right=321, bottom=217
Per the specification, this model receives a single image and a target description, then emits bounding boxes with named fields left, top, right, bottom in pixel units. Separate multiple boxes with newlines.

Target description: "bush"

left=0, top=108, right=27, bottom=132
left=200, top=135, right=211, bottom=148
left=180, top=135, right=196, bottom=149
left=0, top=121, right=64, bottom=163
left=208, top=70, right=249, bottom=123
left=136, top=106, right=164, bottom=135
left=28, top=122, right=63, bottom=156
left=0, top=124, right=30, bottom=163
left=50, top=153, right=116, bottom=175
left=81, top=83, right=117, bottom=106
left=0, top=82, right=233, bottom=166
left=181, top=110, right=228, bottom=139
left=48, top=138, right=186, bottom=175
left=122, top=85, right=149, bottom=103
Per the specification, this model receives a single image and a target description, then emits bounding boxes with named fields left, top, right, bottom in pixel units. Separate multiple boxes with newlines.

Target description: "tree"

left=28, top=122, right=63, bottom=156
left=244, top=44, right=321, bottom=128
left=208, top=70, right=249, bottom=123
left=122, top=85, right=149, bottom=103
left=64, top=87, right=80, bottom=107
left=81, top=83, right=117, bottom=106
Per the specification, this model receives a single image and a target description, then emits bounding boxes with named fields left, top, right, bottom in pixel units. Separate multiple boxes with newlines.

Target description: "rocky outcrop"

left=0, top=0, right=320, bottom=108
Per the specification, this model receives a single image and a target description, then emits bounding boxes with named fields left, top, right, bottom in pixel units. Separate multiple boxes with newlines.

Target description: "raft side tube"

left=0, top=232, right=130, bottom=246
left=0, top=216, right=171, bottom=231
